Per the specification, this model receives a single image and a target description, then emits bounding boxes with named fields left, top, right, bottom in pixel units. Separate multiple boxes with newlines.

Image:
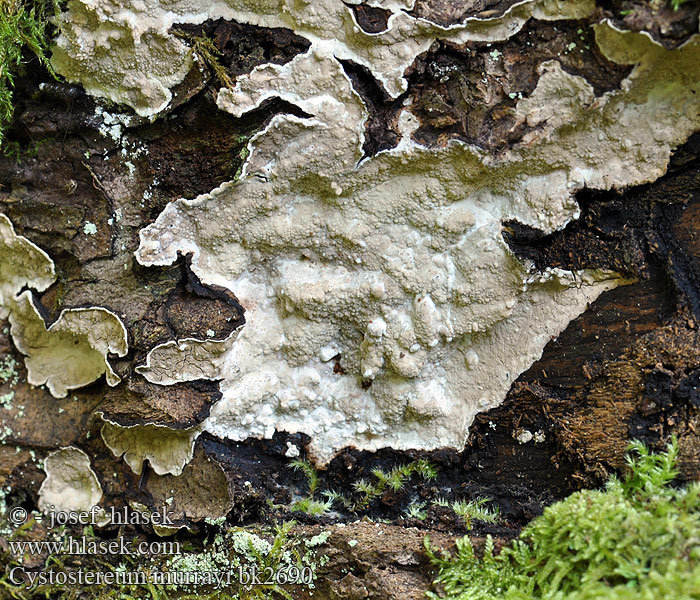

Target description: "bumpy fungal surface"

left=146, top=447, right=234, bottom=522
left=0, top=213, right=129, bottom=398
left=38, top=447, right=103, bottom=514
left=51, top=0, right=700, bottom=463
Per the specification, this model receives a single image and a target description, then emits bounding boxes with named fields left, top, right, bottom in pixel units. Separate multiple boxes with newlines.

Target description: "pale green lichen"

left=168, top=531, right=230, bottom=575
left=0, top=425, right=13, bottom=444
left=0, top=356, right=18, bottom=387
left=82, top=221, right=97, bottom=235
left=305, top=530, right=330, bottom=548
left=165, top=521, right=326, bottom=596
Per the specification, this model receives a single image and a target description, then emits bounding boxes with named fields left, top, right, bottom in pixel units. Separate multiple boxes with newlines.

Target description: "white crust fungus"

left=1, top=213, right=129, bottom=398
left=50, top=1, right=700, bottom=463
left=38, top=447, right=103, bottom=514
left=51, top=0, right=594, bottom=116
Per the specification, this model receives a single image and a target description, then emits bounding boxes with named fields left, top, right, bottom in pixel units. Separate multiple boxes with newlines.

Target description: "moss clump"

left=327, top=458, right=439, bottom=512
left=432, top=496, right=500, bottom=529
left=425, top=437, right=700, bottom=600
left=288, top=459, right=334, bottom=516
left=287, top=457, right=439, bottom=516
left=0, top=0, right=58, bottom=145
left=174, top=31, right=234, bottom=89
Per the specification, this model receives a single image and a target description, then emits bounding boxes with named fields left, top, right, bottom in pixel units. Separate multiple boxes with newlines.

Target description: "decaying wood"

left=1, top=3, right=699, bottom=597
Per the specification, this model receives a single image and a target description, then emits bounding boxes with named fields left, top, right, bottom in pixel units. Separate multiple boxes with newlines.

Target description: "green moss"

left=287, top=458, right=334, bottom=516
left=174, top=31, right=233, bottom=90
left=327, top=458, right=438, bottom=512
left=0, top=517, right=328, bottom=600
left=2, top=136, right=45, bottom=162
left=433, top=496, right=500, bottom=529
left=425, top=436, right=700, bottom=600
left=0, top=0, right=59, bottom=146
left=405, top=500, right=428, bottom=520
left=671, top=0, right=691, bottom=10
left=287, top=457, right=439, bottom=515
